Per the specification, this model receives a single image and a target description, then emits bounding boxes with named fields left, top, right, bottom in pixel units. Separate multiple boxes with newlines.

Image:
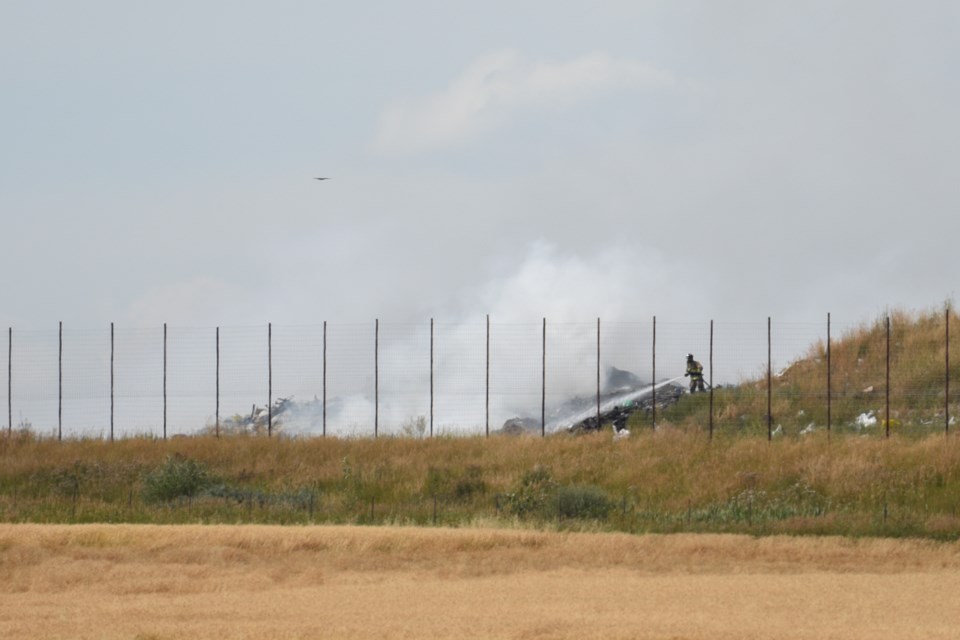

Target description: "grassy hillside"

left=636, top=307, right=960, bottom=437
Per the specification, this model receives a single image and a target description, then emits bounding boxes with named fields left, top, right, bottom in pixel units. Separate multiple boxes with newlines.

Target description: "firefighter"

left=685, top=353, right=706, bottom=393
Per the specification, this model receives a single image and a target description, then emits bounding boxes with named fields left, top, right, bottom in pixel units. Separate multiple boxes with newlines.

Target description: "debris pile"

left=567, top=383, right=684, bottom=435
left=498, top=417, right=542, bottom=436
left=494, top=366, right=687, bottom=437
left=216, top=396, right=305, bottom=435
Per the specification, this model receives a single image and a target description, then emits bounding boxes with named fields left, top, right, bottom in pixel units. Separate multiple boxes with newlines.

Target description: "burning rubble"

left=212, top=396, right=319, bottom=435
left=565, top=384, right=684, bottom=435
left=495, top=366, right=687, bottom=437
left=207, top=367, right=686, bottom=437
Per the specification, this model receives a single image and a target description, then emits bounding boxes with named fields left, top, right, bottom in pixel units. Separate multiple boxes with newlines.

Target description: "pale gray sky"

left=2, top=0, right=958, bottom=330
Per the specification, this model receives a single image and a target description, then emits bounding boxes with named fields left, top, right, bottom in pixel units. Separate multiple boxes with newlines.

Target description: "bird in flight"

left=314, top=177, right=330, bottom=181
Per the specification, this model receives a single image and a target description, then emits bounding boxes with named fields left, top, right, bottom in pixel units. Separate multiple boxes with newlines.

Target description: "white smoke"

left=289, top=241, right=714, bottom=435
left=4, top=241, right=822, bottom=437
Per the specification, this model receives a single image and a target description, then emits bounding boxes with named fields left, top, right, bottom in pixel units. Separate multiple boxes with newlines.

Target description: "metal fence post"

left=163, top=322, right=167, bottom=440
left=430, top=317, right=434, bottom=438
left=541, top=317, right=546, bottom=438
left=652, top=316, right=656, bottom=431
left=323, top=320, right=327, bottom=438
left=7, top=327, right=11, bottom=436
left=268, top=322, right=272, bottom=438
left=596, top=318, right=601, bottom=429
left=709, top=319, right=714, bottom=440
left=110, top=322, right=114, bottom=442
left=886, top=315, right=891, bottom=439
left=485, top=314, right=490, bottom=438
left=59, top=322, right=63, bottom=441
left=767, top=316, right=772, bottom=441
left=827, top=312, right=832, bottom=437
left=215, top=326, right=220, bottom=439
left=946, top=306, right=950, bottom=436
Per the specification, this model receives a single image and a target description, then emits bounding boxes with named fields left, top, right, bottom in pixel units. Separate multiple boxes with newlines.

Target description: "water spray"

left=549, top=375, right=686, bottom=431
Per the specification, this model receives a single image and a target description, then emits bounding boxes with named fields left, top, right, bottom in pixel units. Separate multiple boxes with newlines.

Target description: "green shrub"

left=142, top=455, right=213, bottom=504
left=504, top=465, right=556, bottom=518
left=556, top=485, right=614, bottom=520
left=424, top=466, right=450, bottom=497
left=423, top=465, right=487, bottom=502
left=453, top=465, right=487, bottom=501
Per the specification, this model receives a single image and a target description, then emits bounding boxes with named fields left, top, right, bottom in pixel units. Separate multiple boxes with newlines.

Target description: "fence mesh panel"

left=61, top=327, right=111, bottom=437
left=2, top=315, right=956, bottom=438
left=489, top=321, right=543, bottom=431
left=9, top=328, right=59, bottom=435
left=434, top=320, right=486, bottom=435
left=167, top=326, right=217, bottom=437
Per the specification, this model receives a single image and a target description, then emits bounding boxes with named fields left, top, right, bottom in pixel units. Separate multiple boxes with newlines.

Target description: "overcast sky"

left=3, top=1, right=958, bottom=331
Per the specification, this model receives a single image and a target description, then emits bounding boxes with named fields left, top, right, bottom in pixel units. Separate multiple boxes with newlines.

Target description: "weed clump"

left=423, top=465, right=488, bottom=502
left=504, top=467, right=614, bottom=521
left=556, top=485, right=615, bottom=520
left=504, top=465, right=556, bottom=518
left=142, top=455, right=214, bottom=504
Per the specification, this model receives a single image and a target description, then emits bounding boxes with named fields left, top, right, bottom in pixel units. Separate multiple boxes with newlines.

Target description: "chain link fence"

left=2, top=314, right=954, bottom=439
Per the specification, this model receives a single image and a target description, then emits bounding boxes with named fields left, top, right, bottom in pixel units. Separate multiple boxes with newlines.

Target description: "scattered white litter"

left=612, top=427, right=630, bottom=442
left=799, top=423, right=817, bottom=436
left=855, top=411, right=877, bottom=428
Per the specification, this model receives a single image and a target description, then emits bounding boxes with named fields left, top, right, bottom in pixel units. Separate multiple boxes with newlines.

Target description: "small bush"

left=453, top=465, right=487, bottom=501
left=400, top=415, right=428, bottom=438
left=142, top=455, right=213, bottom=504
left=504, top=465, right=556, bottom=518
left=424, top=466, right=450, bottom=497
left=556, top=485, right=614, bottom=520
left=423, top=465, right=486, bottom=502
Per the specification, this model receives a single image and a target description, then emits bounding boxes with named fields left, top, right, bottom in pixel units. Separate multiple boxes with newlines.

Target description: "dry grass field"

left=2, top=524, right=959, bottom=639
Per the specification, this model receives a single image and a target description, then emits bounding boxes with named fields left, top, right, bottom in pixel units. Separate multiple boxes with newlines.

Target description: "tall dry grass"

left=650, top=306, right=960, bottom=435
left=2, top=427, right=960, bottom=538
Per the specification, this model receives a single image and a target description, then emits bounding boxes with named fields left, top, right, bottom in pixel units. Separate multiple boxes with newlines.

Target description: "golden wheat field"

left=1, top=524, right=959, bottom=639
